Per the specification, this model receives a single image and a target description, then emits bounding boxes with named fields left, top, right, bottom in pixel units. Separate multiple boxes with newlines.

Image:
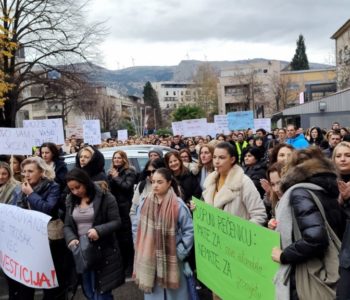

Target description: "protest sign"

left=214, top=115, right=231, bottom=135
left=0, top=204, right=58, bottom=289
left=227, top=111, right=254, bottom=130
left=101, top=132, right=111, bottom=140
left=83, top=120, right=101, bottom=145
left=0, top=128, right=34, bottom=155
left=181, top=118, right=207, bottom=137
left=254, top=118, right=271, bottom=133
left=193, top=199, right=280, bottom=300
left=171, top=121, right=184, bottom=136
left=117, top=129, right=128, bottom=142
left=23, top=119, right=64, bottom=146
left=65, top=123, right=84, bottom=139
left=206, top=123, right=218, bottom=138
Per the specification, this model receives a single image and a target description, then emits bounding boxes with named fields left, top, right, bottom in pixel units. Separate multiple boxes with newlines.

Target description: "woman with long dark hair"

left=132, top=168, right=193, bottom=299
left=64, top=168, right=124, bottom=300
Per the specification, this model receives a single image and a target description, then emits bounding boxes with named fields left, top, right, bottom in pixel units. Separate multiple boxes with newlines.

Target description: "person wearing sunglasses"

left=129, top=158, right=165, bottom=224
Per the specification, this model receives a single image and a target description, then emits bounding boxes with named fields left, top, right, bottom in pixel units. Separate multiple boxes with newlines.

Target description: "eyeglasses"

left=146, top=170, right=156, bottom=176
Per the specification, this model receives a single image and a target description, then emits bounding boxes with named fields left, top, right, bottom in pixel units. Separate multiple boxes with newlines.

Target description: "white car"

left=63, top=145, right=173, bottom=173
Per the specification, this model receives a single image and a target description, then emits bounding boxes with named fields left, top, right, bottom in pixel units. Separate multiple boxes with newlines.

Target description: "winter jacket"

left=286, top=133, right=309, bottom=149
left=243, top=161, right=267, bottom=199
left=279, top=158, right=345, bottom=265
left=64, top=184, right=124, bottom=293
left=202, top=164, right=267, bottom=225
left=54, top=158, right=68, bottom=192
left=175, top=169, right=202, bottom=204
left=75, top=147, right=107, bottom=182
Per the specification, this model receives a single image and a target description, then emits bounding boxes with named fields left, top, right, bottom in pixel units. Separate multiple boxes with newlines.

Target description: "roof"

left=331, top=19, right=350, bottom=39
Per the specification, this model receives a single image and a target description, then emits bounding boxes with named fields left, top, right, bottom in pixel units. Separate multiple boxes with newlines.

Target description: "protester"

left=75, top=146, right=107, bottom=181
left=332, top=142, right=350, bottom=299
left=11, top=157, right=66, bottom=300
left=307, top=126, right=325, bottom=147
left=179, top=148, right=199, bottom=175
left=64, top=168, right=124, bottom=300
left=323, top=130, right=342, bottom=158
left=148, top=148, right=163, bottom=161
left=0, top=161, right=20, bottom=204
left=132, top=168, right=194, bottom=299
left=272, top=147, right=345, bottom=300
left=285, top=124, right=309, bottom=149
left=107, top=150, right=137, bottom=277
left=10, top=155, right=25, bottom=182
left=164, top=151, right=202, bottom=205
left=269, top=143, right=295, bottom=165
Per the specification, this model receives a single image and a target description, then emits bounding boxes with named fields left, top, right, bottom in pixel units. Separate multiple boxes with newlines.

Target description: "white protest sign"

left=254, top=118, right=271, bottom=133
left=206, top=123, right=218, bottom=138
left=83, top=120, right=101, bottom=145
left=181, top=118, right=207, bottom=137
left=171, top=121, right=184, bottom=136
left=65, top=123, right=84, bottom=139
left=0, top=128, right=34, bottom=155
left=23, top=119, right=64, bottom=146
left=101, top=132, right=111, bottom=140
left=0, top=204, right=58, bottom=289
left=117, top=129, right=128, bottom=142
left=214, top=115, right=231, bottom=135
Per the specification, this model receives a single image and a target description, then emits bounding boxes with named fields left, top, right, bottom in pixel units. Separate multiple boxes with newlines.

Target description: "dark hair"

left=138, top=158, right=166, bottom=193
left=269, top=143, right=295, bottom=165
left=179, top=148, right=193, bottom=162
left=215, top=142, right=239, bottom=165
left=153, top=168, right=181, bottom=197
left=343, top=134, right=350, bottom=142
left=216, top=134, right=226, bottom=141
left=266, top=162, right=284, bottom=211
left=39, top=142, right=60, bottom=161
left=66, top=168, right=96, bottom=204
left=309, top=126, right=324, bottom=145
left=164, top=151, right=187, bottom=176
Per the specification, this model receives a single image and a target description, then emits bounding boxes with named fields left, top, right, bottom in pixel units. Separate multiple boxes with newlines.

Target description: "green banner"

left=193, top=198, right=280, bottom=300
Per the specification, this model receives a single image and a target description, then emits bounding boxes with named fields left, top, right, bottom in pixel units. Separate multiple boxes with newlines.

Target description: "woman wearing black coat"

left=75, top=146, right=107, bottom=182
left=64, top=168, right=124, bottom=299
left=164, top=151, right=202, bottom=205
left=108, top=150, right=137, bottom=277
left=272, top=148, right=345, bottom=300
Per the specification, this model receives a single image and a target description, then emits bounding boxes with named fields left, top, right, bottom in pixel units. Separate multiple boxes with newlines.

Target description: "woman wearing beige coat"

left=202, top=141, right=267, bottom=224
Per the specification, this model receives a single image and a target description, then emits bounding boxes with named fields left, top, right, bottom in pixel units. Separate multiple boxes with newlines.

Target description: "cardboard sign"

left=214, top=115, right=231, bottom=135
left=171, top=121, right=185, bottom=136
left=193, top=199, right=280, bottom=300
left=227, top=111, right=254, bottom=131
left=83, top=120, right=101, bottom=145
left=0, top=128, right=34, bottom=155
left=23, top=119, right=65, bottom=145
left=0, top=204, right=58, bottom=289
left=117, top=129, right=128, bottom=142
left=254, top=118, right=271, bottom=133
left=181, top=118, right=207, bottom=137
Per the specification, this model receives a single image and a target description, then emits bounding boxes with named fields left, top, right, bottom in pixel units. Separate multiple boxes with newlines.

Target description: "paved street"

left=0, top=272, right=212, bottom=300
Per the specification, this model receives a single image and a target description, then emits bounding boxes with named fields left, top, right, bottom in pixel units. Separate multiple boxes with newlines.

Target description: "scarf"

left=274, top=182, right=322, bottom=300
left=0, top=181, right=19, bottom=204
left=133, top=187, right=179, bottom=293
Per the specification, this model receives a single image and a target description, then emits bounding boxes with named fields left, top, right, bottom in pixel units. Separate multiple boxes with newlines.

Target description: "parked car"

left=63, top=145, right=173, bottom=173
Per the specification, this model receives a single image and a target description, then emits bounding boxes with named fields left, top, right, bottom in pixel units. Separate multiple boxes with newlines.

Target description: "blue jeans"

left=82, top=271, right=113, bottom=300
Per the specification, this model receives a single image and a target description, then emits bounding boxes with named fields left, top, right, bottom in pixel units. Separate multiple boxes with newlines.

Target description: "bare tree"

left=0, top=0, right=105, bottom=127
left=269, top=73, right=295, bottom=112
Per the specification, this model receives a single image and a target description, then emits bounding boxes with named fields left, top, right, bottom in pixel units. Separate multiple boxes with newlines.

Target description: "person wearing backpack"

left=271, top=147, right=345, bottom=300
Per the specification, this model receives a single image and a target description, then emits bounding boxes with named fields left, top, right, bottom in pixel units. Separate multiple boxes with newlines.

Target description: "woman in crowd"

left=132, top=168, right=194, bottom=299
left=164, top=151, right=202, bottom=204
left=39, top=142, right=68, bottom=192
left=308, top=126, right=325, bottom=147
left=272, top=147, right=345, bottom=300
left=201, top=142, right=267, bottom=224
left=197, top=144, right=215, bottom=190
left=186, top=139, right=198, bottom=160
left=64, top=168, right=124, bottom=300
left=332, top=142, right=350, bottom=299
left=179, top=148, right=199, bottom=175
left=75, top=145, right=107, bottom=182
left=129, top=158, right=165, bottom=223
left=200, top=142, right=266, bottom=299
left=269, top=143, right=295, bottom=165
left=11, top=155, right=25, bottom=182
left=242, top=147, right=267, bottom=199
left=0, top=161, right=20, bottom=204
left=11, top=157, right=65, bottom=300
left=107, top=150, right=137, bottom=277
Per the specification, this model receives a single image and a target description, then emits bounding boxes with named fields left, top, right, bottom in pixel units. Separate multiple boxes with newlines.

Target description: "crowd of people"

left=0, top=120, right=350, bottom=300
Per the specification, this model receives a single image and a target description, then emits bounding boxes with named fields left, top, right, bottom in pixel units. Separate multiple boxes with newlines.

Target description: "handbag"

left=47, top=218, right=64, bottom=240
left=71, top=234, right=102, bottom=274
left=292, top=190, right=341, bottom=300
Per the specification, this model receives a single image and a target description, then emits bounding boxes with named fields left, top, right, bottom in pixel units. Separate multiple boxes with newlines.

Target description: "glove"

left=183, top=261, right=193, bottom=277
left=177, top=243, right=187, bottom=261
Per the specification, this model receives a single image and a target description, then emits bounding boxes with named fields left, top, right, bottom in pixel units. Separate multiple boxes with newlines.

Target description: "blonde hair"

left=332, top=141, right=350, bottom=161
left=21, top=157, right=55, bottom=181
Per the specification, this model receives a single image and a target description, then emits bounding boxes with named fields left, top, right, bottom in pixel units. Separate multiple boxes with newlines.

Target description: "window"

left=173, top=91, right=176, bottom=96
left=166, top=91, right=169, bottom=96
left=339, top=49, right=343, bottom=64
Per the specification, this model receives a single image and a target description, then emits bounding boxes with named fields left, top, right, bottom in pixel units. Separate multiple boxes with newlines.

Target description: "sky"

left=87, top=0, right=349, bottom=70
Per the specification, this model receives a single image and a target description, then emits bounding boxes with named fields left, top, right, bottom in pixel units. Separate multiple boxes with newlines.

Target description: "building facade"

left=331, top=19, right=350, bottom=90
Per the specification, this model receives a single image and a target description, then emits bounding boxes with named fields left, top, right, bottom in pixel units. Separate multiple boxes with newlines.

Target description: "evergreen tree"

left=143, top=81, right=163, bottom=129
left=172, top=105, right=205, bottom=121
left=290, top=34, right=310, bottom=70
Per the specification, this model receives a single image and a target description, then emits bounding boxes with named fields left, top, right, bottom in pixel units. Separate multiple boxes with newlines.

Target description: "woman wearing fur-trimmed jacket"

left=202, top=142, right=267, bottom=225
